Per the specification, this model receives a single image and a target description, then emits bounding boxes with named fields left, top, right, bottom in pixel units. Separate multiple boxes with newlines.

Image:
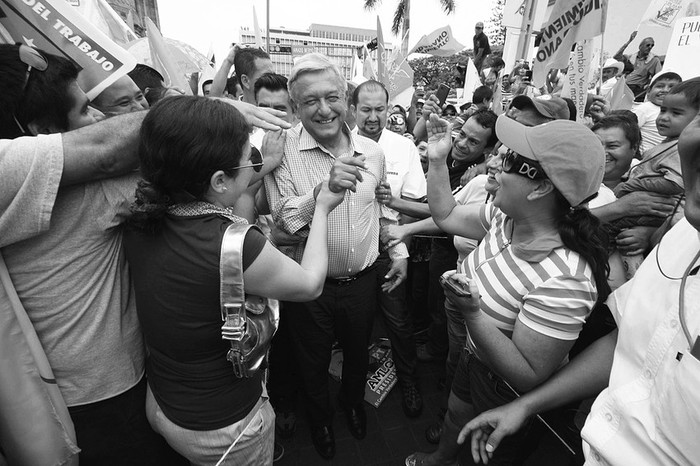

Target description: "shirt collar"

left=504, top=217, right=565, bottom=262
left=298, top=123, right=364, bottom=157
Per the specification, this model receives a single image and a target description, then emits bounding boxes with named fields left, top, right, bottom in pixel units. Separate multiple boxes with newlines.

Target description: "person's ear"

left=290, top=98, right=299, bottom=117
left=241, top=73, right=251, bottom=91
left=26, top=119, right=53, bottom=136
left=350, top=104, right=357, bottom=119
left=209, top=170, right=229, bottom=194
left=526, top=179, right=555, bottom=201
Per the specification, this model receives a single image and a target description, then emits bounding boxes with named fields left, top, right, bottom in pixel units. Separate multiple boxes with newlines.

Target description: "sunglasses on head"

left=232, top=145, right=264, bottom=172
left=502, top=149, right=547, bottom=180
left=19, top=45, right=48, bottom=93
left=13, top=45, right=49, bottom=134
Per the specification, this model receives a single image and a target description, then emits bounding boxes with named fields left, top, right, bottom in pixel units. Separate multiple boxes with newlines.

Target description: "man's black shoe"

left=311, top=425, right=335, bottom=460
left=343, top=404, right=367, bottom=439
left=401, top=382, right=424, bottom=418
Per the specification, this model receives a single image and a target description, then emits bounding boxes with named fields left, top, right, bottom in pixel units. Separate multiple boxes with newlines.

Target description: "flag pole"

left=597, top=0, right=608, bottom=94
left=265, top=0, right=270, bottom=52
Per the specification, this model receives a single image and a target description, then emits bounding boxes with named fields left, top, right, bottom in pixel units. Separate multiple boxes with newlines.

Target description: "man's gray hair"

left=288, top=53, right=347, bottom=101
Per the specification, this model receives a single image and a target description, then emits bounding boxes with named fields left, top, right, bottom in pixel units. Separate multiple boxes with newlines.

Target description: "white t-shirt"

left=632, top=101, right=663, bottom=154
left=377, top=129, right=427, bottom=219
left=582, top=218, right=700, bottom=465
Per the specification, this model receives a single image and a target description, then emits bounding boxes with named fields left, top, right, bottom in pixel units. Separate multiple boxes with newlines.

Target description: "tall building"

left=239, top=23, right=393, bottom=78
left=106, top=0, right=159, bottom=37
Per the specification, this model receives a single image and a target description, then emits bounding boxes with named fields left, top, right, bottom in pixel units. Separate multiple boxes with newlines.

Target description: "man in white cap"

left=473, top=22, right=491, bottom=73
left=600, top=58, right=625, bottom=97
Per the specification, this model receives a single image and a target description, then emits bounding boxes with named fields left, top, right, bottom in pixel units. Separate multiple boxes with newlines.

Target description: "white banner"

left=533, top=0, right=606, bottom=87
left=640, top=0, right=697, bottom=28
left=663, top=15, right=700, bottom=79
left=561, top=40, right=594, bottom=124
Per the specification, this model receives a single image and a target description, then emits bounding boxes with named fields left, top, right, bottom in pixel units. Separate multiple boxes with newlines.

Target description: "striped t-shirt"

left=459, top=204, right=597, bottom=353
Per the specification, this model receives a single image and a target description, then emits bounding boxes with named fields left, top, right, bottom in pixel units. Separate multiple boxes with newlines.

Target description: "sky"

left=159, top=0, right=494, bottom=61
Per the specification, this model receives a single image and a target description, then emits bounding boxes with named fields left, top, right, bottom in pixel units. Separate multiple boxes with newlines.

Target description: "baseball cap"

left=475, top=22, right=484, bottom=28
left=495, top=115, right=604, bottom=206
left=511, top=94, right=570, bottom=120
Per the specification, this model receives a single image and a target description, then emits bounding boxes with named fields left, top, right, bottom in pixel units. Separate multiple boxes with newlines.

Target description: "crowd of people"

left=1, top=21, right=699, bottom=466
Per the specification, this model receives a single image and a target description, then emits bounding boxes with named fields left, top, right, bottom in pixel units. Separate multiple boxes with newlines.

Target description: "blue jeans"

left=146, top=384, right=274, bottom=466
left=444, top=299, right=468, bottom=393
left=450, top=351, right=540, bottom=465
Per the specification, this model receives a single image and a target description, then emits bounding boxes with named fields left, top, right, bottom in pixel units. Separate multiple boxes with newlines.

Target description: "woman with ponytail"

left=406, top=115, right=609, bottom=466
left=123, top=96, right=344, bottom=465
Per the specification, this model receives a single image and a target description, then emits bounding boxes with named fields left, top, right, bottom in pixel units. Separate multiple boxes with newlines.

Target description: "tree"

left=364, top=0, right=456, bottom=55
left=409, top=50, right=471, bottom=92
left=485, top=0, right=506, bottom=47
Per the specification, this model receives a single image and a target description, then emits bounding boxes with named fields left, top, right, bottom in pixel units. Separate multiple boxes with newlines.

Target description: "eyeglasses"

left=14, top=45, right=49, bottom=134
left=502, top=149, right=547, bottom=180
left=232, top=146, right=264, bottom=172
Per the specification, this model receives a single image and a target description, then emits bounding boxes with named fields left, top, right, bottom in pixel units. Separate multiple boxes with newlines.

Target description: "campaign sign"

left=0, top=0, right=136, bottom=99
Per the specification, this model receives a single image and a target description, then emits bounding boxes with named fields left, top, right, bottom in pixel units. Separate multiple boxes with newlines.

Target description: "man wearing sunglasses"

left=0, top=44, right=291, bottom=465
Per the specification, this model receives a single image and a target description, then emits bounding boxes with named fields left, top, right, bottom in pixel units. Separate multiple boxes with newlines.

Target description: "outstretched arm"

left=209, top=46, right=238, bottom=98
left=458, top=329, right=617, bottom=464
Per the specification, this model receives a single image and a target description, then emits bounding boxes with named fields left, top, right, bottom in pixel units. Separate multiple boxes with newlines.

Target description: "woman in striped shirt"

left=406, top=115, right=610, bottom=466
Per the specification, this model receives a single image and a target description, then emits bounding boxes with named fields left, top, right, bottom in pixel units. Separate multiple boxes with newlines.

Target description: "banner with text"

left=640, top=0, right=696, bottom=28
left=0, top=0, right=136, bottom=99
left=409, top=25, right=465, bottom=57
left=533, top=0, right=607, bottom=87
left=561, top=40, right=594, bottom=123
left=663, top=15, right=700, bottom=79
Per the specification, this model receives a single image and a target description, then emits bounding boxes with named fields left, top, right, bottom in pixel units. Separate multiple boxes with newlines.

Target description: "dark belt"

left=326, top=263, right=376, bottom=286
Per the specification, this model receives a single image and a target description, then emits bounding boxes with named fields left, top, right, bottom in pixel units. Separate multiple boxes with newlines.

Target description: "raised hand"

left=426, top=113, right=453, bottom=164
left=261, top=129, right=286, bottom=171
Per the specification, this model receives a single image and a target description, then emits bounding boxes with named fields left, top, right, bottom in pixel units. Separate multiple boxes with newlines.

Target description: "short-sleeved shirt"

left=377, top=128, right=427, bottom=220
left=625, top=52, right=662, bottom=88
left=2, top=173, right=145, bottom=406
left=123, top=213, right=266, bottom=430
left=0, top=134, right=63, bottom=247
left=473, top=32, right=491, bottom=58
left=582, top=218, right=700, bottom=465
left=459, top=204, right=597, bottom=356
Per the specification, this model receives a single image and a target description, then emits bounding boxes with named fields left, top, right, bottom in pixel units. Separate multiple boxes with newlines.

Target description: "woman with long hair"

left=123, top=96, right=344, bottom=465
left=406, top=114, right=610, bottom=465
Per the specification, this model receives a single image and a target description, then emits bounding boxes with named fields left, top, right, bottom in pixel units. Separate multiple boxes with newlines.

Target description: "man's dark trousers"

left=285, top=267, right=378, bottom=427
left=375, top=251, right=417, bottom=384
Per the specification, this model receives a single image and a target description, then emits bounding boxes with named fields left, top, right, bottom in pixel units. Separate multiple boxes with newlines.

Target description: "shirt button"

left=644, top=369, right=652, bottom=379
left=594, top=452, right=601, bottom=461
left=605, top=413, right=612, bottom=422
left=351, top=225, right=355, bottom=229
left=670, top=319, right=678, bottom=328
left=351, top=248, right=355, bottom=253
left=348, top=268, right=352, bottom=273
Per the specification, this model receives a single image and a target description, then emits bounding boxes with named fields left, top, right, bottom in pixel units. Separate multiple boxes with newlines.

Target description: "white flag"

left=460, top=58, right=482, bottom=107
left=409, top=25, right=465, bottom=57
